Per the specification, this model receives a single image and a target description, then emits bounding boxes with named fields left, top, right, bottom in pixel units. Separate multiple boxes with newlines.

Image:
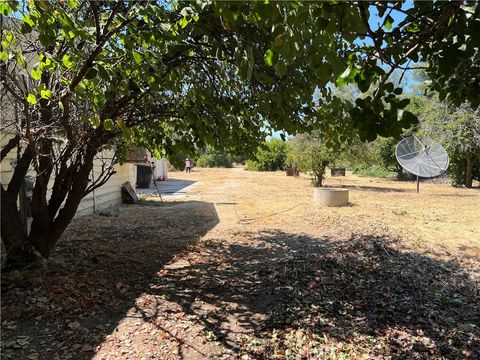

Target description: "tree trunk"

left=465, top=155, right=473, bottom=188
left=29, top=143, right=98, bottom=259
left=1, top=188, right=39, bottom=268
left=395, top=164, right=404, bottom=180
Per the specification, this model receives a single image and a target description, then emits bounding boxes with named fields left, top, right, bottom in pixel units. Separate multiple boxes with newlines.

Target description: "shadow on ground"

left=2, top=204, right=479, bottom=359
left=150, top=230, right=480, bottom=359
left=339, top=184, right=412, bottom=193
left=1, top=200, right=218, bottom=360
left=137, top=178, right=197, bottom=196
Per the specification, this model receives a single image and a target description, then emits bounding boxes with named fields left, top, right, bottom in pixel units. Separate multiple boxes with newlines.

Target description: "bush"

left=245, top=139, right=286, bottom=171
left=377, top=137, right=408, bottom=180
left=244, top=160, right=260, bottom=171
left=298, top=143, right=335, bottom=187
left=195, top=149, right=233, bottom=168
left=285, top=134, right=335, bottom=187
left=351, top=165, right=396, bottom=179
left=325, top=136, right=380, bottom=172
left=448, top=154, right=480, bottom=187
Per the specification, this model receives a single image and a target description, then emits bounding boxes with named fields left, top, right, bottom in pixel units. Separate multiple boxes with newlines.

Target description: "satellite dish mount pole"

left=416, top=175, right=419, bottom=193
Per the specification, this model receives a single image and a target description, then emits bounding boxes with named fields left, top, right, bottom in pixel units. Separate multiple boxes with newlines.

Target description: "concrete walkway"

left=136, top=178, right=198, bottom=198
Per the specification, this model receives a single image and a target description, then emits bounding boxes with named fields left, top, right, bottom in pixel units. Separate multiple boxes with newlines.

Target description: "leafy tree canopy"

left=2, top=1, right=479, bottom=151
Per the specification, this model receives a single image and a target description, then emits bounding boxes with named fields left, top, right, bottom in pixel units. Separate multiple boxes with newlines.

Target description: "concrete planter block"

left=314, top=187, right=349, bottom=207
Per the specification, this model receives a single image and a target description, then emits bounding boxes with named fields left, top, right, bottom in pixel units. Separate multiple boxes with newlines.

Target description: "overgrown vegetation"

left=285, top=133, right=335, bottom=187
left=403, top=96, right=479, bottom=187
left=245, top=139, right=287, bottom=171
left=195, top=148, right=233, bottom=168
left=351, top=165, right=397, bottom=179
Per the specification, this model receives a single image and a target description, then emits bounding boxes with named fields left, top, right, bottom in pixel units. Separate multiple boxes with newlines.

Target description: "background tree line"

left=238, top=94, right=479, bottom=188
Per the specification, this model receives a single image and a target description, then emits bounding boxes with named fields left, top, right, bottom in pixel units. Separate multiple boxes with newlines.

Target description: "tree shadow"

left=1, top=200, right=218, bottom=360
left=147, top=230, right=480, bottom=359
left=339, top=184, right=411, bottom=193
left=137, top=178, right=197, bottom=196
left=2, top=208, right=479, bottom=359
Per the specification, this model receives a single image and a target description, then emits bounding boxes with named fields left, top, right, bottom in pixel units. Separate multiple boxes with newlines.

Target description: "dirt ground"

left=2, top=168, right=479, bottom=359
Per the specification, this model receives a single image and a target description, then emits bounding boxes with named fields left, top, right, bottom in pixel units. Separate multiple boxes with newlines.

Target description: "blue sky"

left=368, top=1, right=412, bottom=33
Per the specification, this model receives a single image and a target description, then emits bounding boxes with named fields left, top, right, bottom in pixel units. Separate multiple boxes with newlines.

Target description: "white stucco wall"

left=1, top=134, right=135, bottom=219
left=151, top=157, right=168, bottom=180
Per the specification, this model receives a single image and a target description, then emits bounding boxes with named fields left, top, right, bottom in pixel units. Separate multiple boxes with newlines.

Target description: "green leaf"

left=27, top=94, right=37, bottom=104
left=315, top=63, right=332, bottom=82
left=15, top=51, right=26, bottom=68
left=397, top=98, right=410, bottom=109
left=385, top=15, right=394, bottom=30
left=40, top=89, right=52, bottom=99
left=0, top=51, right=8, bottom=61
left=67, top=0, right=78, bottom=8
left=116, top=116, right=124, bottom=128
left=384, top=82, right=394, bottom=93
left=31, top=68, right=42, bottom=80
left=400, top=110, right=417, bottom=126
left=179, top=17, right=189, bottom=29
left=36, top=0, right=50, bottom=11
left=264, top=49, right=274, bottom=66
left=0, top=0, right=18, bottom=15
left=132, top=51, right=143, bottom=64
left=357, top=79, right=370, bottom=93
left=274, top=61, right=287, bottom=77
left=22, top=15, right=35, bottom=27
left=103, top=119, right=115, bottom=131
left=62, top=54, right=73, bottom=68
left=90, top=116, right=100, bottom=128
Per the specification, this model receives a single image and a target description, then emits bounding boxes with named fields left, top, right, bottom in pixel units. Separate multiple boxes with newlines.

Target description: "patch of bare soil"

left=2, top=168, right=479, bottom=359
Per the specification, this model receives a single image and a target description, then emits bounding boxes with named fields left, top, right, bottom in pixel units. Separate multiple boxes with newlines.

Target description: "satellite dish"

left=395, top=136, right=449, bottom=193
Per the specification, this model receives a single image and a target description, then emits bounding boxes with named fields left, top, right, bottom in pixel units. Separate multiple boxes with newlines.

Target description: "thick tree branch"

left=90, top=0, right=101, bottom=44
left=1, top=135, right=19, bottom=162
left=7, top=146, right=32, bottom=196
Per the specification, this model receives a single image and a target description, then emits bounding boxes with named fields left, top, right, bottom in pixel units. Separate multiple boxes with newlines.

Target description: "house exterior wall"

left=0, top=134, right=135, bottom=219
left=151, top=157, right=168, bottom=181
left=75, top=155, right=136, bottom=217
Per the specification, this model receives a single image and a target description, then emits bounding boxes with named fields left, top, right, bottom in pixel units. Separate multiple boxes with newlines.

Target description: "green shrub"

left=448, top=154, right=480, bottom=187
left=285, top=134, right=336, bottom=186
left=377, top=137, right=409, bottom=180
left=195, top=150, right=233, bottom=168
left=244, top=160, right=260, bottom=171
left=352, top=165, right=396, bottom=179
left=297, top=143, right=335, bottom=187
left=246, top=139, right=286, bottom=171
